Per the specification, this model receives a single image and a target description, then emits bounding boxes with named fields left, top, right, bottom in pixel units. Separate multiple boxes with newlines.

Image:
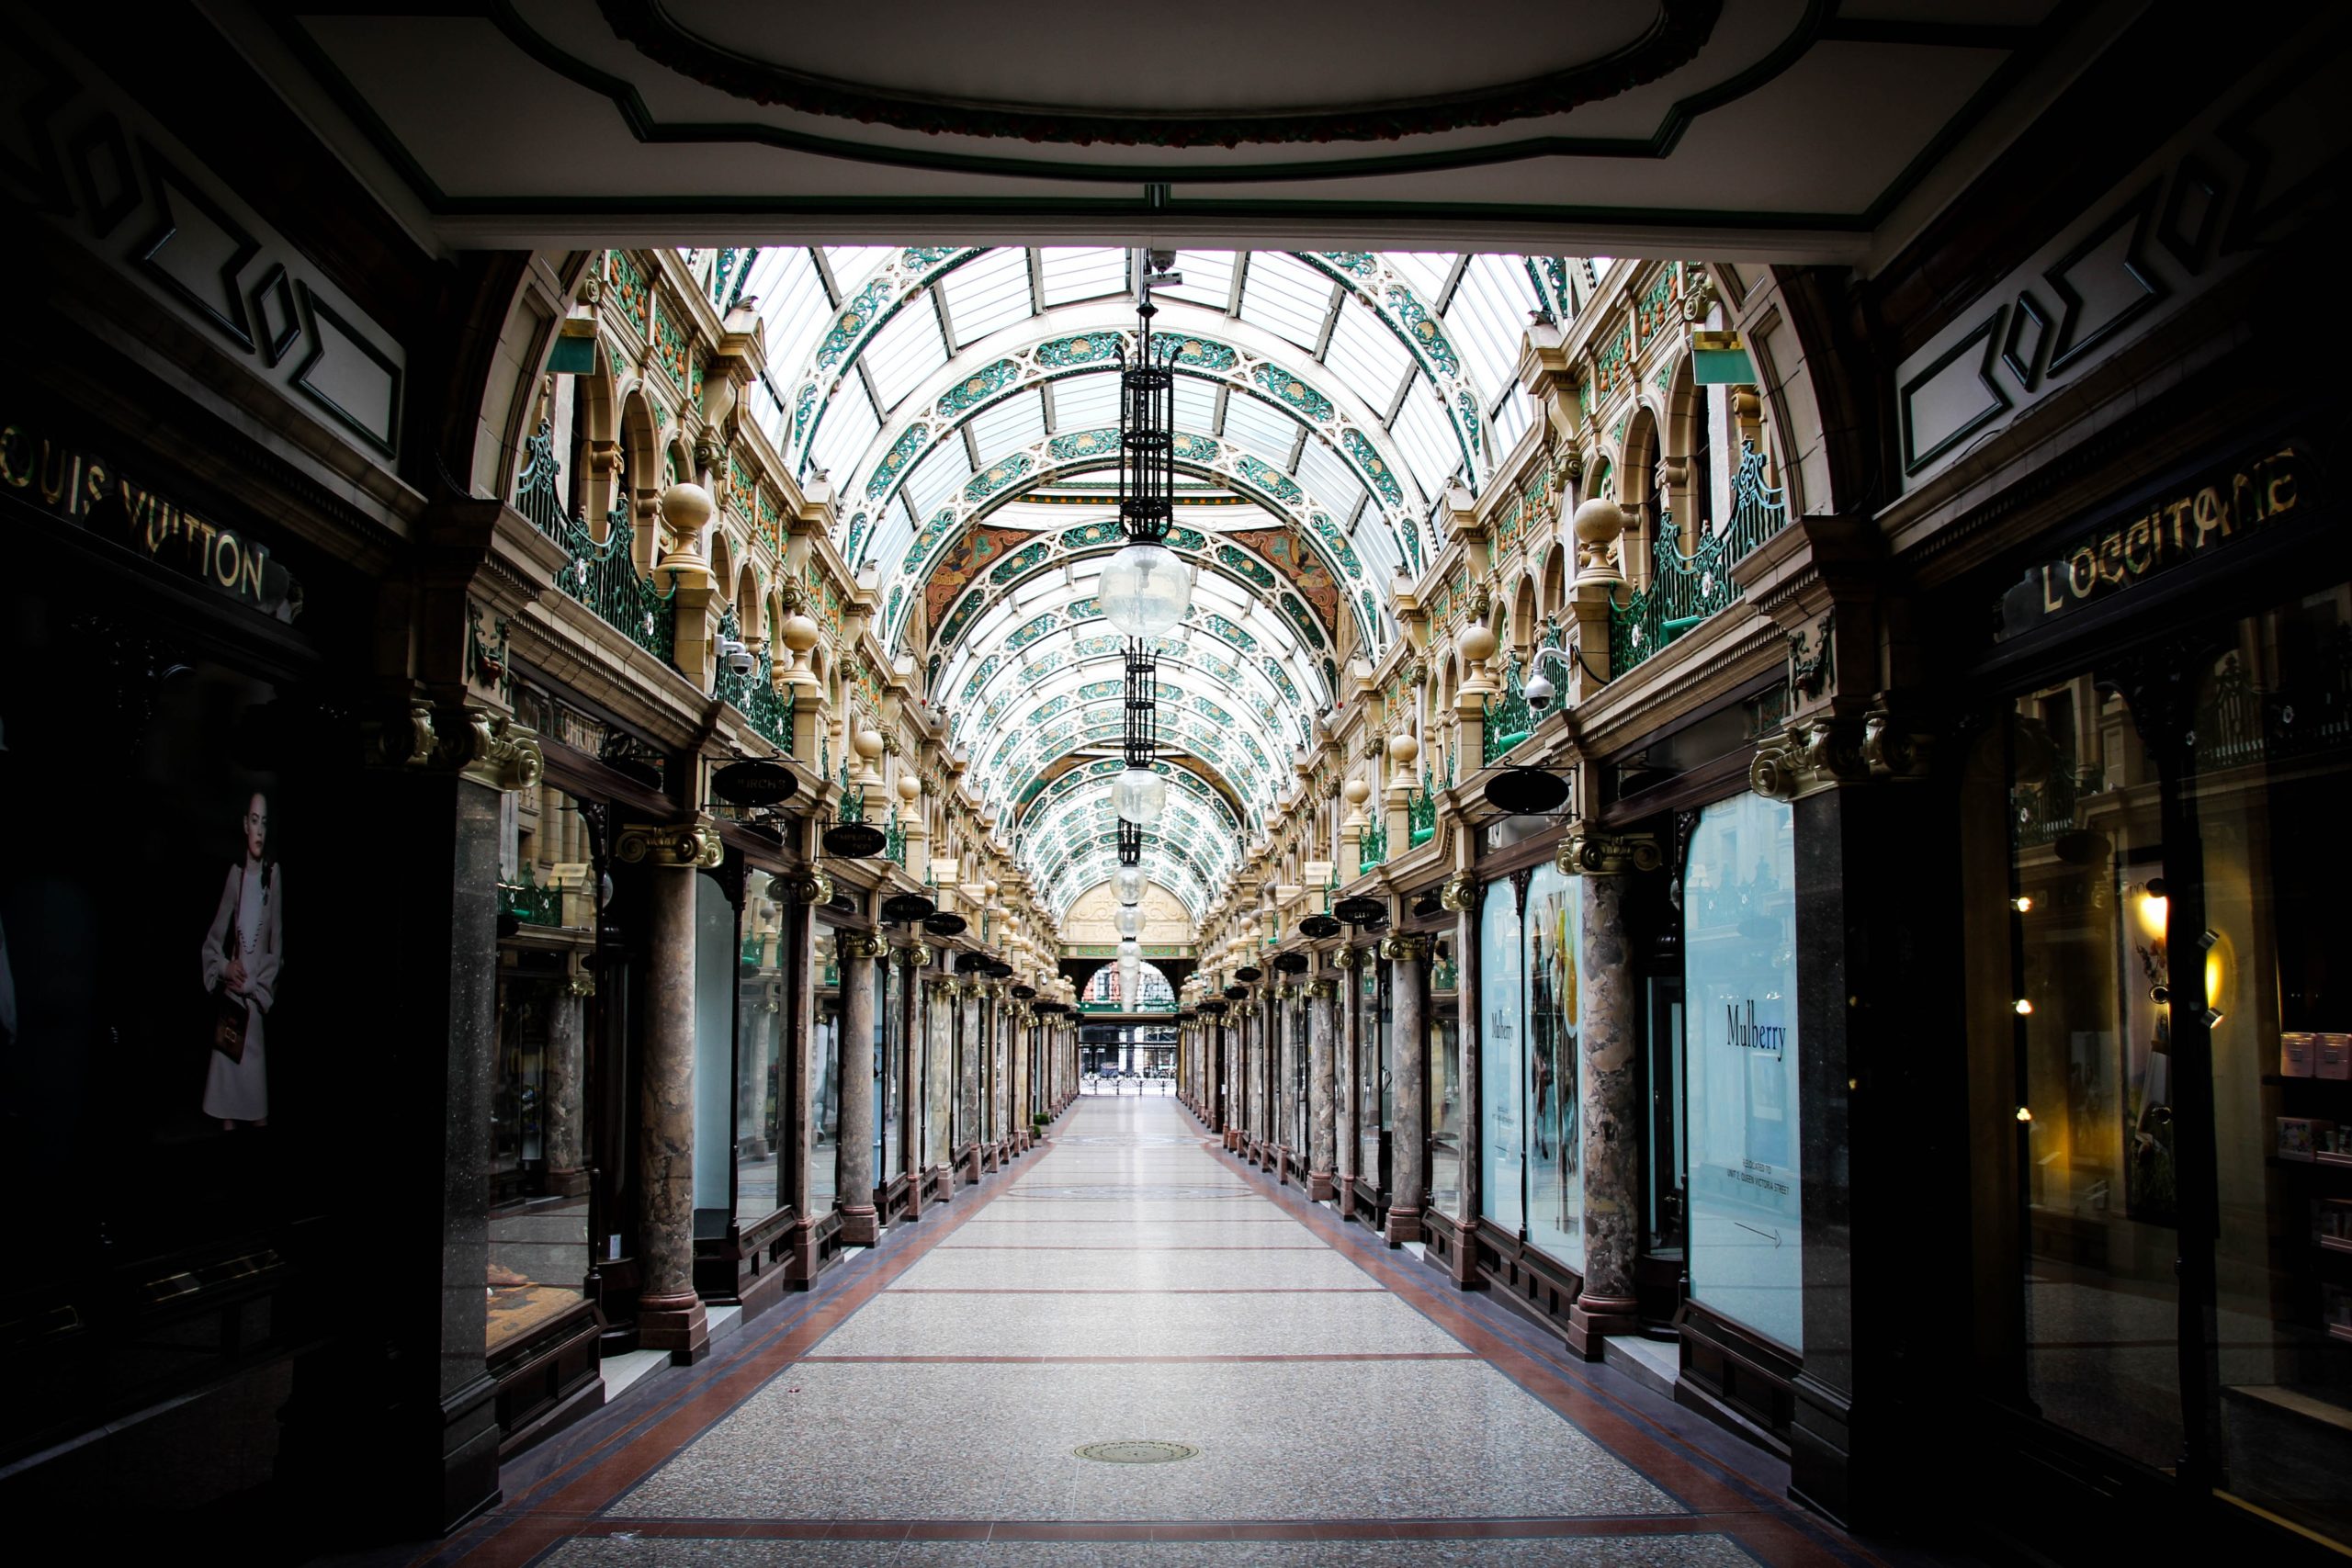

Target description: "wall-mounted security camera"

left=718, top=637, right=755, bottom=678
left=1524, top=670, right=1556, bottom=711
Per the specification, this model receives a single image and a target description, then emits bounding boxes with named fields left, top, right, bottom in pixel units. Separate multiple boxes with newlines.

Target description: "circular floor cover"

left=1073, top=1440, right=1200, bottom=1464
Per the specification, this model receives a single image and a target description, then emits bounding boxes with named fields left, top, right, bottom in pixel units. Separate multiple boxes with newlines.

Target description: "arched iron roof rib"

left=765, top=247, right=1494, bottom=522
left=830, top=299, right=1428, bottom=587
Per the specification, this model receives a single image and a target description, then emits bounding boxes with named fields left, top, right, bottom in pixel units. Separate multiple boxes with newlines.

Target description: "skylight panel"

left=1014, top=570, right=1067, bottom=609
left=1172, top=378, right=1219, bottom=435
left=1040, top=247, right=1127, bottom=307
left=1448, top=254, right=1543, bottom=405
left=1383, top=251, right=1455, bottom=304
left=902, top=441, right=974, bottom=522
left=1050, top=371, right=1120, bottom=433
left=939, top=248, right=1034, bottom=346
left=806, top=380, right=879, bottom=487
left=968, top=389, right=1046, bottom=467
left=822, top=246, right=895, bottom=293
left=1388, top=377, right=1461, bottom=501
left=864, top=504, right=915, bottom=573
left=1157, top=250, right=1235, bottom=311
left=1487, top=381, right=1534, bottom=459
left=743, top=249, right=834, bottom=369
left=1351, top=508, right=1404, bottom=581
left=861, top=300, right=948, bottom=412
left=1237, top=252, right=1335, bottom=353
left=1220, top=394, right=1295, bottom=468
left=1321, top=295, right=1414, bottom=418
left=1295, top=436, right=1365, bottom=519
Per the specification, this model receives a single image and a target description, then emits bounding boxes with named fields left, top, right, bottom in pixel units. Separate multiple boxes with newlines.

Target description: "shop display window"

left=735, top=884, right=787, bottom=1224
left=1684, top=792, right=1802, bottom=1352
left=875, top=958, right=900, bottom=1188
left=926, top=983, right=953, bottom=1168
left=1480, top=881, right=1526, bottom=1233
left=1429, top=934, right=1464, bottom=1217
left=1524, top=862, right=1583, bottom=1269
left=1970, top=581, right=2352, bottom=1544
left=691, top=872, right=735, bottom=1225
left=811, top=932, right=840, bottom=1210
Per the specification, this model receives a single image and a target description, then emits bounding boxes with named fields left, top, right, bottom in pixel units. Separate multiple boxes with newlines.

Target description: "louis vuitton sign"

left=1996, top=445, right=2305, bottom=640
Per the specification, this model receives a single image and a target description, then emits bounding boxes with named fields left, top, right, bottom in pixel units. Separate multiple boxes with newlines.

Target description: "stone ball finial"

left=1343, top=777, right=1371, bottom=807
left=1387, top=732, right=1419, bottom=765
left=854, top=727, right=886, bottom=761
left=1573, top=496, right=1628, bottom=548
left=896, top=772, right=922, bottom=804
left=661, top=480, right=715, bottom=536
left=779, top=612, right=820, bottom=653
left=1458, top=623, right=1498, bottom=666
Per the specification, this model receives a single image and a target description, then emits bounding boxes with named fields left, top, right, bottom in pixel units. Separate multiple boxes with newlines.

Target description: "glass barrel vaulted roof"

left=682, top=245, right=1602, bottom=919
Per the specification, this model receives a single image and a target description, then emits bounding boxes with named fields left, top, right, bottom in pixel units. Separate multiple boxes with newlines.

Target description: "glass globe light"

left=1112, top=865, right=1148, bottom=905
left=1099, top=543, right=1191, bottom=637
left=1117, top=938, right=1141, bottom=959
left=1114, top=905, right=1145, bottom=938
left=1112, top=764, right=1167, bottom=825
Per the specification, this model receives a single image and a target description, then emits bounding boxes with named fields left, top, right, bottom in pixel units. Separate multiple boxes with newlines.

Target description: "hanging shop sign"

left=1, top=417, right=304, bottom=621
left=710, top=759, right=799, bottom=807
left=1995, top=444, right=2306, bottom=640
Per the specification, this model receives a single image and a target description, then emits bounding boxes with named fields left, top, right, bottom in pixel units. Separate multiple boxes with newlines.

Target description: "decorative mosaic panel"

left=1384, top=285, right=1461, bottom=377
left=924, top=522, right=1038, bottom=624
left=966, top=452, right=1034, bottom=503
left=1252, top=364, right=1335, bottom=422
left=652, top=303, right=692, bottom=393
left=1278, top=592, right=1328, bottom=651
left=1228, top=525, right=1339, bottom=633
left=1317, top=252, right=1375, bottom=276
left=607, top=250, right=650, bottom=332
left=1048, top=427, right=1117, bottom=462
left=986, top=536, right=1057, bottom=587
left=1035, top=332, right=1120, bottom=369
left=1170, top=336, right=1238, bottom=371
left=816, top=276, right=893, bottom=371
left=1340, top=430, right=1403, bottom=507
left=937, top=357, right=1019, bottom=416
left=868, top=423, right=929, bottom=499
left=1232, top=454, right=1303, bottom=504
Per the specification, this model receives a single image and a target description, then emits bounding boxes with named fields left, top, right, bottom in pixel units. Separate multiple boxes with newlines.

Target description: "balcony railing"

left=885, top=807, right=907, bottom=870
left=498, top=872, right=562, bottom=928
left=519, top=420, right=679, bottom=666
left=713, top=607, right=794, bottom=750
left=1407, top=765, right=1437, bottom=848
left=1609, top=441, right=1789, bottom=675
left=1358, top=817, right=1387, bottom=876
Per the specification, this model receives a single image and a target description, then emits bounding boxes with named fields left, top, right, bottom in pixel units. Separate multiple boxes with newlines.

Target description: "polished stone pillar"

left=544, top=967, right=588, bottom=1194
left=1449, top=881, right=1483, bottom=1286
left=1569, top=868, right=1642, bottom=1357
left=1307, top=977, right=1337, bottom=1200
left=781, top=882, right=821, bottom=1285
left=618, top=818, right=721, bottom=1361
left=960, top=984, right=983, bottom=1180
left=834, top=931, right=885, bottom=1246
left=893, top=944, right=927, bottom=1217
left=1382, top=933, right=1430, bottom=1247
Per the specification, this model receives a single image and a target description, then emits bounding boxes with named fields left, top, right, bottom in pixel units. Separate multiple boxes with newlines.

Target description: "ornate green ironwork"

left=1482, top=653, right=1531, bottom=765
left=1609, top=441, right=1789, bottom=674
left=1359, top=816, right=1387, bottom=876
left=555, top=503, right=676, bottom=665
left=1407, top=765, right=1437, bottom=848
left=712, top=608, right=795, bottom=750
left=513, top=419, right=568, bottom=542
left=885, top=807, right=907, bottom=869
left=835, top=753, right=865, bottom=823
left=741, top=930, right=767, bottom=966
left=498, top=871, right=562, bottom=927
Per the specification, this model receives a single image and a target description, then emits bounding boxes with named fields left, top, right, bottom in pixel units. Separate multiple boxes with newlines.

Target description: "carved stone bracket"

left=1377, top=932, right=1433, bottom=963
left=1788, top=612, right=1834, bottom=700
left=1558, top=829, right=1663, bottom=875
left=613, top=817, right=723, bottom=869
left=362, top=702, right=543, bottom=795
left=1750, top=697, right=1935, bottom=801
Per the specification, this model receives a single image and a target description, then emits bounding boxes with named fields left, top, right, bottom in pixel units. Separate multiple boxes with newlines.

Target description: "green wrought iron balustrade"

left=1609, top=441, right=1789, bottom=674
left=513, top=419, right=569, bottom=542
left=553, top=505, right=677, bottom=666
left=498, top=872, right=562, bottom=927
left=1482, top=654, right=1532, bottom=765
left=835, top=753, right=865, bottom=823
left=1359, top=816, right=1387, bottom=876
left=1407, top=765, right=1437, bottom=848
left=712, top=607, right=795, bottom=751
left=885, top=807, right=907, bottom=869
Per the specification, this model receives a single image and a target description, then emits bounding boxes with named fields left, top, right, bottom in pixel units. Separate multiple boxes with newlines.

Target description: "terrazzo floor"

left=410, top=1094, right=1897, bottom=1568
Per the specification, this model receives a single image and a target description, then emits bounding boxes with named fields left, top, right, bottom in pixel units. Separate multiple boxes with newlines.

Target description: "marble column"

left=1382, top=933, right=1430, bottom=1247
left=544, top=967, right=588, bottom=1195
left=622, top=818, right=718, bottom=1362
left=893, top=946, right=926, bottom=1218
left=1568, top=869, right=1642, bottom=1356
left=782, top=886, right=820, bottom=1285
left=834, top=931, right=885, bottom=1246
left=1307, top=976, right=1338, bottom=1200
left=1450, top=886, right=1484, bottom=1287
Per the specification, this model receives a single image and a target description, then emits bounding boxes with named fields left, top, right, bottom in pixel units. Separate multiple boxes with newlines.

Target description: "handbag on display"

left=212, top=867, right=249, bottom=1063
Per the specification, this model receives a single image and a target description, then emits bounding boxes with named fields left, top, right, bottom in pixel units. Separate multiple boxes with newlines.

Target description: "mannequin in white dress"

left=201, top=791, right=282, bottom=1128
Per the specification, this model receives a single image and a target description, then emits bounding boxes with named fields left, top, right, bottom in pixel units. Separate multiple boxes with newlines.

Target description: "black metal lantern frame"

left=1116, top=299, right=1178, bottom=548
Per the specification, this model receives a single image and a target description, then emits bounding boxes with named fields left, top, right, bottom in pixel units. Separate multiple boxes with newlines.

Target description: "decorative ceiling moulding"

left=595, top=0, right=1724, bottom=148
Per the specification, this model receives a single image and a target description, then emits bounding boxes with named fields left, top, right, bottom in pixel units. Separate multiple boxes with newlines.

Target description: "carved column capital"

left=1438, top=874, right=1476, bottom=911
left=1306, top=977, right=1340, bottom=1001
left=613, top=817, right=723, bottom=869
left=1331, top=945, right=1361, bottom=971
left=786, top=871, right=835, bottom=905
left=836, top=931, right=888, bottom=962
left=1558, top=829, right=1662, bottom=876
left=362, top=702, right=544, bottom=794
left=890, top=942, right=933, bottom=970
left=1377, top=932, right=1433, bottom=963
left=1750, top=697, right=1936, bottom=801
